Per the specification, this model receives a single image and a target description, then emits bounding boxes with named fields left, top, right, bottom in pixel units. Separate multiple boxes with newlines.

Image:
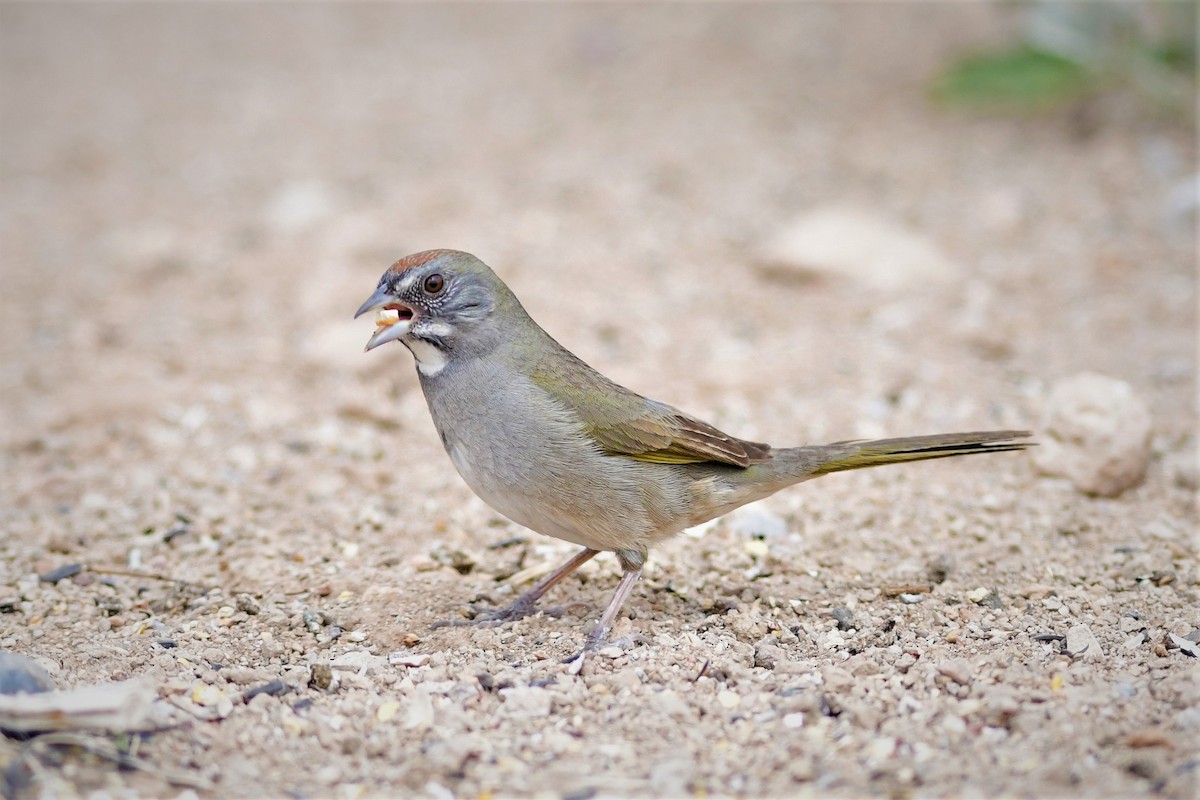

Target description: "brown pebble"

left=881, top=584, right=931, bottom=597
left=309, top=663, right=333, bottom=690
left=402, top=633, right=421, bottom=647
left=1150, top=571, right=1175, bottom=586
left=1123, top=729, right=1173, bottom=749
left=315, top=584, right=333, bottom=597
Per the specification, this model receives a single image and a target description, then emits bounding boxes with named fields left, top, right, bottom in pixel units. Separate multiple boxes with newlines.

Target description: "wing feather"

left=530, top=344, right=770, bottom=468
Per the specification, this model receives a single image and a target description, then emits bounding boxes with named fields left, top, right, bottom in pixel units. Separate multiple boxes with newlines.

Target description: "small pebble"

left=717, top=690, right=741, bottom=709
left=38, top=564, right=83, bottom=584
left=744, top=539, right=770, bottom=559
left=753, top=639, right=784, bottom=670
left=404, top=690, right=435, bottom=730
left=1168, top=634, right=1199, bottom=658
left=309, top=663, right=334, bottom=690
left=0, top=652, right=55, bottom=695
left=927, top=553, right=955, bottom=584
left=192, top=683, right=224, bottom=707
left=936, top=660, right=972, bottom=686
left=966, top=587, right=992, bottom=605
left=831, top=606, right=855, bottom=631
left=868, top=736, right=896, bottom=760
left=376, top=700, right=401, bottom=722
left=235, top=594, right=262, bottom=615
left=1065, top=624, right=1104, bottom=660
left=390, top=653, right=429, bottom=668
left=1123, top=729, right=1174, bottom=749
left=244, top=680, right=287, bottom=701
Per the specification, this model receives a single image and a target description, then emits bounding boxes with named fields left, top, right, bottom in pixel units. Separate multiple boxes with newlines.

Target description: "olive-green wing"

left=530, top=345, right=770, bottom=468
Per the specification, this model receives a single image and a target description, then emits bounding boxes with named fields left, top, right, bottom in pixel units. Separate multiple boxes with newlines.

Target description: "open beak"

left=355, top=287, right=415, bottom=352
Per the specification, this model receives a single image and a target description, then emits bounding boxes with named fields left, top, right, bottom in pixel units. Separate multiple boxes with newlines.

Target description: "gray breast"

left=420, top=364, right=673, bottom=552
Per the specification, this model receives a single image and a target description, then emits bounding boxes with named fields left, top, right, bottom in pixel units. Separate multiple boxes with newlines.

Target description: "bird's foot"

left=562, top=629, right=646, bottom=674
left=431, top=598, right=562, bottom=630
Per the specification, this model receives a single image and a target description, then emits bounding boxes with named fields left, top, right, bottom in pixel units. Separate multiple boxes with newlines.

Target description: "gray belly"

left=422, top=370, right=686, bottom=553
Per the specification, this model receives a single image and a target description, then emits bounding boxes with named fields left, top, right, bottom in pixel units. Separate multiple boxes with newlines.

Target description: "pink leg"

left=581, top=564, right=644, bottom=652
left=431, top=546, right=600, bottom=629
left=493, top=546, right=599, bottom=621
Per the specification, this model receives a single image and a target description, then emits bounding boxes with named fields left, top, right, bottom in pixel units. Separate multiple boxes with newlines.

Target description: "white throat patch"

left=406, top=337, right=447, bottom=377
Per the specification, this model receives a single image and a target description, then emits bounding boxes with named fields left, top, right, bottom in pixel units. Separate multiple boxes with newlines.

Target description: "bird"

left=355, top=249, right=1031, bottom=662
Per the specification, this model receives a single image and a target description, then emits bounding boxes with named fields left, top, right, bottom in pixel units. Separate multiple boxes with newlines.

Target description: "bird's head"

left=355, top=249, right=516, bottom=375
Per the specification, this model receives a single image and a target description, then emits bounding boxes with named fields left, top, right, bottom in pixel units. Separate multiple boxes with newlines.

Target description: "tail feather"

left=811, top=430, right=1034, bottom=475
left=693, top=430, right=1033, bottom=526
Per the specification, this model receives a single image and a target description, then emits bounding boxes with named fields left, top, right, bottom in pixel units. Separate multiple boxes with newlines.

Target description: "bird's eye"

left=423, top=273, right=445, bottom=294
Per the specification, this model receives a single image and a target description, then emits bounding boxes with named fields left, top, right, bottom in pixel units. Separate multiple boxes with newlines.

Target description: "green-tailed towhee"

left=356, top=249, right=1031, bottom=660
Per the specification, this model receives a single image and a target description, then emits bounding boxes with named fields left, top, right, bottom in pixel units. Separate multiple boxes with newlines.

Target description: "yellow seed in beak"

left=375, top=308, right=401, bottom=328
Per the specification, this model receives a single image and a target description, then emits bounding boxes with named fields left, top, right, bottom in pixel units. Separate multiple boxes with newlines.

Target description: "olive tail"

left=696, top=430, right=1033, bottom=525
left=809, top=430, right=1034, bottom=475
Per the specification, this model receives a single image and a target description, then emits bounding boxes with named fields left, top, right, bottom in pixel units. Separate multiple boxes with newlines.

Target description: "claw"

left=430, top=600, right=565, bottom=631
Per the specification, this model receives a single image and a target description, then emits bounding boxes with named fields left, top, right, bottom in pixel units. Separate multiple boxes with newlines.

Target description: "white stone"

left=331, top=651, right=387, bottom=673
left=1034, top=372, right=1152, bottom=497
left=498, top=686, right=552, bottom=719
left=966, top=587, right=992, bottom=604
left=1169, top=633, right=1199, bottom=658
left=758, top=206, right=959, bottom=290
left=1065, top=624, right=1104, bottom=660
left=717, top=689, right=741, bottom=709
left=726, top=502, right=789, bottom=539
left=403, top=688, right=435, bottom=730
left=375, top=700, right=401, bottom=722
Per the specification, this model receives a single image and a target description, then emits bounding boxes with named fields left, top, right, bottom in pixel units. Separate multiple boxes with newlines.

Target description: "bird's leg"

left=565, top=549, right=645, bottom=672
left=434, top=547, right=599, bottom=628
left=489, top=546, right=600, bottom=621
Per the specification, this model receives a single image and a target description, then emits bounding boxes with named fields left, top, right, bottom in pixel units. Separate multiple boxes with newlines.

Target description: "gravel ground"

left=1, top=4, right=1196, bottom=798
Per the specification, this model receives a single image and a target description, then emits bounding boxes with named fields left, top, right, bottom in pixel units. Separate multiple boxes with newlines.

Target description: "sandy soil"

left=1, top=4, right=1196, bottom=798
